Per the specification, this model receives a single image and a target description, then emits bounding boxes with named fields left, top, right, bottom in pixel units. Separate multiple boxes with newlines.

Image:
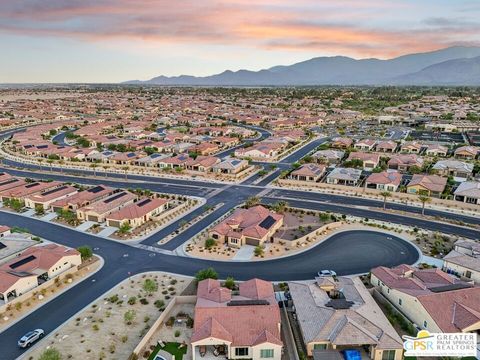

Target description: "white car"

left=18, top=329, right=44, bottom=348
left=318, top=270, right=337, bottom=277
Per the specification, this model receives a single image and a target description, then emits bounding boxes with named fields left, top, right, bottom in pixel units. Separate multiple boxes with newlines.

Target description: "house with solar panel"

left=191, top=278, right=283, bottom=360
left=50, top=185, right=115, bottom=212
left=0, top=181, right=64, bottom=203
left=105, top=197, right=170, bottom=228
left=209, top=205, right=283, bottom=248
left=212, top=158, right=250, bottom=175
left=76, top=190, right=137, bottom=223
left=0, top=244, right=81, bottom=305
left=24, top=185, right=78, bottom=210
left=371, top=264, right=480, bottom=334
left=289, top=276, right=403, bottom=360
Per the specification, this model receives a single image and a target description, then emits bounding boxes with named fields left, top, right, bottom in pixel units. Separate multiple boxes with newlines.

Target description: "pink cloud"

left=0, top=0, right=478, bottom=58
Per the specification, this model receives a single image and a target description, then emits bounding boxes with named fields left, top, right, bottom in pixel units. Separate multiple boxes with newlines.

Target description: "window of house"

left=260, top=349, right=274, bottom=358
left=235, top=347, right=249, bottom=356
left=378, top=280, right=380, bottom=286
left=382, top=350, right=396, bottom=360
left=423, top=320, right=427, bottom=328
left=313, top=344, right=327, bottom=350
left=398, top=298, right=402, bottom=306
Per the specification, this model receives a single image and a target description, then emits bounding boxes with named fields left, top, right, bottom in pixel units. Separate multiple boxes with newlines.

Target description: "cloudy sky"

left=1, top=0, right=479, bottom=83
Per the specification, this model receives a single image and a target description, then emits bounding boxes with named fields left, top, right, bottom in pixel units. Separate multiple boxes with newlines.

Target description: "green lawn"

left=148, top=342, right=187, bottom=360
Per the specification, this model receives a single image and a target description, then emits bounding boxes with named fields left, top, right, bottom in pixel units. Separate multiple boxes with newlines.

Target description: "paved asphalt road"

left=0, top=126, right=476, bottom=359
left=0, top=207, right=419, bottom=359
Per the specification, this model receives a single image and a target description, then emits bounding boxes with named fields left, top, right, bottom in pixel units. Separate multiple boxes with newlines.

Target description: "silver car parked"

left=18, top=329, right=44, bottom=348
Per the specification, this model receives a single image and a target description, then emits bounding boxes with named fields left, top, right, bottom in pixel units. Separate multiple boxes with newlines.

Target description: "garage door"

left=245, top=237, right=260, bottom=246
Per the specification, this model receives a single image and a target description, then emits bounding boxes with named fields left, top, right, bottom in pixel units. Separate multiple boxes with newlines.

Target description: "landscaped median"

left=275, top=178, right=480, bottom=216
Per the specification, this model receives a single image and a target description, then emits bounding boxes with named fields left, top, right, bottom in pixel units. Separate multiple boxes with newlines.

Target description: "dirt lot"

left=22, top=272, right=192, bottom=360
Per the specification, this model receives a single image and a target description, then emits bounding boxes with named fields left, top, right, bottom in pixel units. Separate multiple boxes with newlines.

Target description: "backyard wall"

left=133, top=295, right=197, bottom=356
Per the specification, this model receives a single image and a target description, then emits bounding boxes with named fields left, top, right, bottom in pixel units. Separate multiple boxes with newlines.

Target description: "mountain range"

left=124, top=46, right=480, bottom=86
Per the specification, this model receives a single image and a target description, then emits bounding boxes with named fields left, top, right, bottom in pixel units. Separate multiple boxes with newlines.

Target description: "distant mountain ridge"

left=124, top=46, right=480, bottom=86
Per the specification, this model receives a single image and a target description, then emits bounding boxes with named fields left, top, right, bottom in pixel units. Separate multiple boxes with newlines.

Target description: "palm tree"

left=90, top=163, right=98, bottom=177
left=46, top=159, right=54, bottom=172
left=122, top=166, right=130, bottom=180
left=103, top=165, right=109, bottom=177
left=380, top=191, right=391, bottom=210
left=418, top=195, right=431, bottom=216
left=245, top=196, right=260, bottom=208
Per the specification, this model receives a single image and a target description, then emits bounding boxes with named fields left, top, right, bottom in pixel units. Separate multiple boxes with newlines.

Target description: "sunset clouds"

left=1, top=0, right=479, bottom=82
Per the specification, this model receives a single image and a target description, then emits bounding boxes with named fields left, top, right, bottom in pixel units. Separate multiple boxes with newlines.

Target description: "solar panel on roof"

left=137, top=199, right=152, bottom=207
left=104, top=192, right=127, bottom=204
left=0, top=242, right=6, bottom=250
left=231, top=160, right=241, bottom=165
left=429, top=283, right=472, bottom=292
left=0, top=178, right=19, bottom=186
left=127, top=153, right=136, bottom=158
left=150, top=153, right=161, bottom=158
left=10, top=255, right=36, bottom=269
left=227, top=299, right=269, bottom=306
left=325, top=299, right=354, bottom=309
left=41, top=185, right=68, bottom=196
left=36, top=145, right=48, bottom=149
left=25, top=182, right=40, bottom=188
left=88, top=186, right=104, bottom=194
left=7, top=270, right=34, bottom=277
left=259, top=215, right=276, bottom=230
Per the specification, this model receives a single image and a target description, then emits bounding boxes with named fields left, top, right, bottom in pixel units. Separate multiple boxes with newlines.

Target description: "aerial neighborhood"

left=1, top=72, right=480, bottom=360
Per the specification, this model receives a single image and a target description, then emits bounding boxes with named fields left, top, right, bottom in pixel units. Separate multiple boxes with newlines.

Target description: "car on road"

left=317, top=270, right=337, bottom=277
left=18, top=329, right=44, bottom=348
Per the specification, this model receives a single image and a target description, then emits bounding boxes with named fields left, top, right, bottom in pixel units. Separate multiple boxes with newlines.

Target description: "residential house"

left=0, top=181, right=63, bottom=202
left=209, top=205, right=283, bottom=248
left=347, top=152, right=380, bottom=170
left=454, top=146, right=479, bottom=160
left=388, top=154, right=424, bottom=172
left=326, top=168, right=362, bottom=186
left=191, top=278, right=282, bottom=360
left=354, top=139, right=376, bottom=151
left=289, top=277, right=403, bottom=360
left=0, top=177, right=27, bottom=193
left=454, top=181, right=480, bottom=205
left=406, top=174, right=447, bottom=197
left=400, top=141, right=423, bottom=154
left=0, top=244, right=81, bottom=304
left=191, top=142, right=220, bottom=156
left=290, top=163, right=326, bottom=182
left=133, top=153, right=171, bottom=168
left=331, top=137, right=353, bottom=149
left=105, top=197, right=169, bottom=228
left=375, top=141, right=397, bottom=153
left=212, top=159, right=249, bottom=175
left=443, top=240, right=480, bottom=284
left=365, top=171, right=402, bottom=192
left=50, top=185, right=115, bottom=212
left=371, top=264, right=480, bottom=334
left=234, top=142, right=284, bottom=160
left=432, top=160, right=473, bottom=180
left=185, top=156, right=221, bottom=173
left=312, top=150, right=345, bottom=164
left=24, top=185, right=78, bottom=210
left=159, top=154, right=191, bottom=169
left=77, top=191, right=137, bottom=222
left=425, top=144, right=448, bottom=157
